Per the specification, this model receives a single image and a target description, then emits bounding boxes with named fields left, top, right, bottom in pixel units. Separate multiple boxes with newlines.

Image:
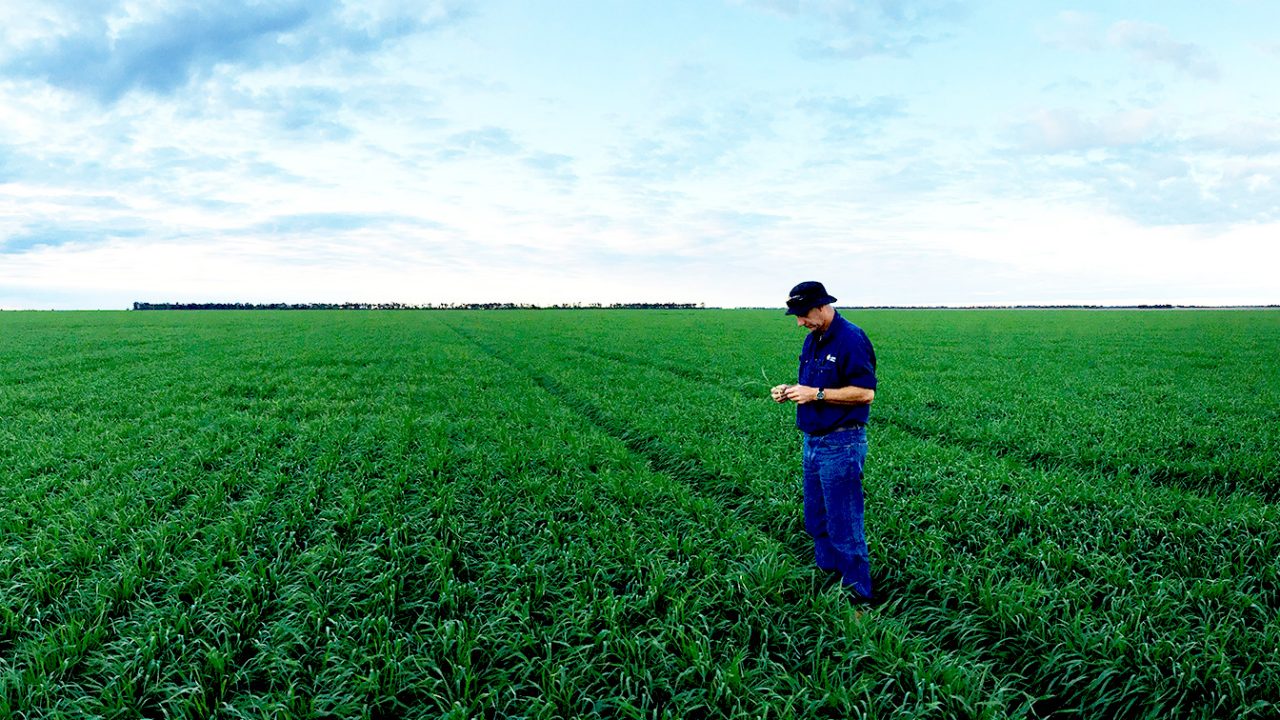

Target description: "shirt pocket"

left=809, top=358, right=837, bottom=387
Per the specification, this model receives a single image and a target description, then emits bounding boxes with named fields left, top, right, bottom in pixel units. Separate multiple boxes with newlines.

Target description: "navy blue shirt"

left=796, top=311, right=877, bottom=434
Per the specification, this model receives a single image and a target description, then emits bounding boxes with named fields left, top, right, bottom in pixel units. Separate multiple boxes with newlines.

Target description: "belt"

left=829, top=424, right=865, bottom=433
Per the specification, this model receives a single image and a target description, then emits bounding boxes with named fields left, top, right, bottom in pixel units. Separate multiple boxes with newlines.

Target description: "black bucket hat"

left=785, top=281, right=837, bottom=315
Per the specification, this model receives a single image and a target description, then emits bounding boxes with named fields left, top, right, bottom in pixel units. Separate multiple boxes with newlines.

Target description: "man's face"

left=795, top=306, right=825, bottom=332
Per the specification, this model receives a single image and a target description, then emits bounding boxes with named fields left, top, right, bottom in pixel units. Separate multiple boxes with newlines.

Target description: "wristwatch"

left=816, top=388, right=826, bottom=401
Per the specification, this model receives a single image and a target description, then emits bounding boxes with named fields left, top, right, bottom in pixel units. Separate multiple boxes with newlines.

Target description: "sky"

left=1, top=0, right=1278, bottom=309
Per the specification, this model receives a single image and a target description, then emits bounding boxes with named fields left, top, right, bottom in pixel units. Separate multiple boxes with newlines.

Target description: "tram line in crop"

left=569, top=339, right=1277, bottom=504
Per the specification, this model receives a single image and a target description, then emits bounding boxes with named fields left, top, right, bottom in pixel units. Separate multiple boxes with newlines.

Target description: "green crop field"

left=1, top=309, right=1277, bottom=719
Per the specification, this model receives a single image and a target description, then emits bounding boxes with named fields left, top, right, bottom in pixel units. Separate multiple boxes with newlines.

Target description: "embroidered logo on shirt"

left=826, top=354, right=837, bottom=362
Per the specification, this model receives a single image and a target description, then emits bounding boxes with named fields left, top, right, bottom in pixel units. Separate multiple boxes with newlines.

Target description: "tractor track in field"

left=516, top=339, right=1280, bottom=718
left=437, top=324, right=1088, bottom=716
left=443, top=327, right=812, bottom=562
left=570, top=344, right=1278, bottom=504
left=443, top=324, right=1157, bottom=718
left=872, top=415, right=1279, bottom=503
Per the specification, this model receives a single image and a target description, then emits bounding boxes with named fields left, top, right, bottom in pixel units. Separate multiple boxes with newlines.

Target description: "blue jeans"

left=802, top=427, right=872, bottom=599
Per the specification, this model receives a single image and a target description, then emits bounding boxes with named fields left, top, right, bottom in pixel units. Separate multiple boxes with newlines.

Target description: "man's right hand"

left=771, top=384, right=790, bottom=403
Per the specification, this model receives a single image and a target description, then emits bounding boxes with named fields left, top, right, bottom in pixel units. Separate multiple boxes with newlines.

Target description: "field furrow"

left=522, top=309, right=1280, bottom=502
left=443, top=319, right=1032, bottom=718
left=452, top=313, right=1280, bottom=719
left=567, top=339, right=1279, bottom=505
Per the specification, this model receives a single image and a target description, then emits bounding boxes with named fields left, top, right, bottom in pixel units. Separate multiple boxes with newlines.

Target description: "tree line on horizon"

left=126, top=302, right=1279, bottom=312
left=131, top=301, right=706, bottom=311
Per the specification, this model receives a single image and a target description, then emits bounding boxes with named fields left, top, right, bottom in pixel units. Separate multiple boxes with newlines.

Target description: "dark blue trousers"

left=802, top=427, right=872, bottom=599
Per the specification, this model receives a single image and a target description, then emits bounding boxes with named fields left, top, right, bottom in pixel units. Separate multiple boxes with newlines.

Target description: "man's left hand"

left=783, top=384, right=820, bottom=404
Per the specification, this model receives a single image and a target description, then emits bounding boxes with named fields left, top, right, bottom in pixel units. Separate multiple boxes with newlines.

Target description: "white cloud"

left=736, top=0, right=966, bottom=59
left=0, top=0, right=467, bottom=103
left=1040, top=12, right=1219, bottom=80
left=336, top=0, right=459, bottom=38
left=876, top=197, right=1277, bottom=293
left=611, top=101, right=776, bottom=180
left=1038, top=11, right=1103, bottom=51
left=1186, top=120, right=1280, bottom=154
left=1013, top=108, right=1161, bottom=153
left=1000, top=105, right=1280, bottom=226
left=795, top=95, right=906, bottom=140
left=1106, top=20, right=1220, bottom=80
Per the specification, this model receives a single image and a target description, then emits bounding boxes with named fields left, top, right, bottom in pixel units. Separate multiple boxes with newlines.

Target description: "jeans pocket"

left=828, top=428, right=866, bottom=447
left=819, top=437, right=867, bottom=466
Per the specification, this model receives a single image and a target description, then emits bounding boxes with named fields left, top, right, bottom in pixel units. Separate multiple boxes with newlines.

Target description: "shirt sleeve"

left=839, top=330, right=877, bottom=390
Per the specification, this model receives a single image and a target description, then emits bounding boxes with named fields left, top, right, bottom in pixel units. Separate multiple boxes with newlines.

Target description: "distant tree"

left=131, top=300, right=708, bottom=311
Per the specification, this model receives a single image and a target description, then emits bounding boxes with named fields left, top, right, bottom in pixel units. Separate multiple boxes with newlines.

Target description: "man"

left=771, top=281, right=878, bottom=602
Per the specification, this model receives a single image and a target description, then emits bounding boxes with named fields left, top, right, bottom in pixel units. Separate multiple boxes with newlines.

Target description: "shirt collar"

left=816, top=310, right=845, bottom=345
